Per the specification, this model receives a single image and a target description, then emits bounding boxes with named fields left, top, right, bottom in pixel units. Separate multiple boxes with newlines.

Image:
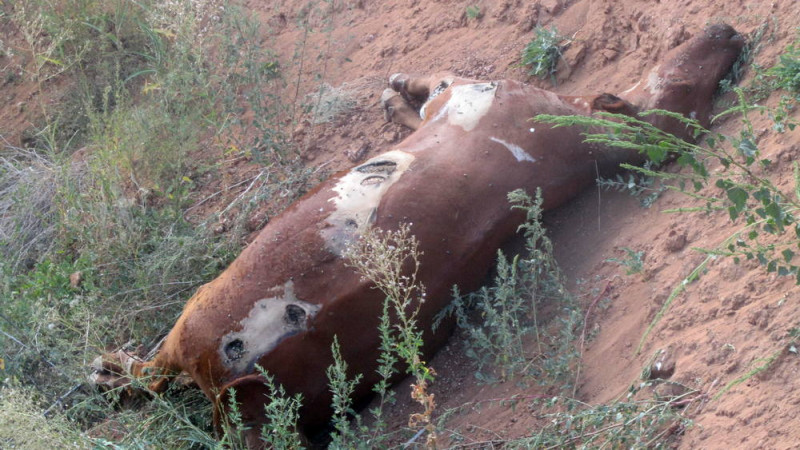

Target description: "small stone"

left=345, top=142, right=369, bottom=162
left=649, top=347, right=677, bottom=379
left=70, top=271, right=83, bottom=289
left=601, top=48, right=618, bottom=62
left=654, top=382, right=691, bottom=403
left=664, top=229, right=688, bottom=252
left=540, top=0, right=562, bottom=15
left=383, top=131, right=399, bottom=143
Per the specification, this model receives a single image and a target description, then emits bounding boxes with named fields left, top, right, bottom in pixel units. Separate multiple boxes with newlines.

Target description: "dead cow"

left=92, top=24, right=743, bottom=446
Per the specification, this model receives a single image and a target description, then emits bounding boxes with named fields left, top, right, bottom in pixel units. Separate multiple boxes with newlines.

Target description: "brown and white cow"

left=92, top=24, right=743, bottom=446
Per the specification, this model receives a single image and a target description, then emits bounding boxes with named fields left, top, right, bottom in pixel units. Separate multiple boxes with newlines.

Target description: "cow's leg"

left=90, top=348, right=179, bottom=394
left=389, top=72, right=456, bottom=100
left=382, top=88, right=422, bottom=130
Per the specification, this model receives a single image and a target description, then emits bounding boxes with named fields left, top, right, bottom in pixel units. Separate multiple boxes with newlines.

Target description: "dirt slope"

left=254, top=0, right=800, bottom=447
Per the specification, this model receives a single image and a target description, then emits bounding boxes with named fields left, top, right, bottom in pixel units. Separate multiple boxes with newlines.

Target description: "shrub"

left=437, top=189, right=581, bottom=387
left=521, top=26, right=565, bottom=82
left=770, top=29, right=800, bottom=93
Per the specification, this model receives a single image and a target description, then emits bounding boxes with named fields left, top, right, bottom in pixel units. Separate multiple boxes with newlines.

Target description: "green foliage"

left=537, top=88, right=800, bottom=286
left=769, top=29, right=800, bottom=93
left=521, top=26, right=564, bottom=82
left=344, top=223, right=438, bottom=446
left=437, top=189, right=581, bottom=387
left=0, top=0, right=313, bottom=445
left=606, top=247, right=646, bottom=276
left=597, top=161, right=665, bottom=208
left=326, top=336, right=363, bottom=448
left=511, top=390, right=693, bottom=448
left=0, top=384, right=87, bottom=449
left=465, top=5, right=482, bottom=20
left=255, top=367, right=304, bottom=449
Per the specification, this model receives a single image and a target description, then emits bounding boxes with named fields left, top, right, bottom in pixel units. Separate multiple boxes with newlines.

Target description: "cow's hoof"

left=88, top=350, right=141, bottom=390
left=381, top=88, right=403, bottom=122
left=389, top=72, right=409, bottom=93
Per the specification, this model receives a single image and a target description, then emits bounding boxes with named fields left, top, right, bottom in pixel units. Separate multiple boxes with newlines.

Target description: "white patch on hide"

left=489, top=137, right=536, bottom=163
left=430, top=102, right=449, bottom=122
left=645, top=65, right=662, bottom=94
left=322, top=150, right=415, bottom=254
left=621, top=80, right=642, bottom=95
left=220, top=281, right=320, bottom=375
left=434, top=83, right=497, bottom=131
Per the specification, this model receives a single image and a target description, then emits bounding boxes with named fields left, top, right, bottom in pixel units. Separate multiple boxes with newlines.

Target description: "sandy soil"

left=4, top=0, right=800, bottom=447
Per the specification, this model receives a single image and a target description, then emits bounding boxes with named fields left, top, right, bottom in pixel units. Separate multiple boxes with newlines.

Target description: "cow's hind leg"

left=382, top=88, right=422, bottom=130
left=384, top=72, right=456, bottom=130
left=389, top=72, right=455, bottom=100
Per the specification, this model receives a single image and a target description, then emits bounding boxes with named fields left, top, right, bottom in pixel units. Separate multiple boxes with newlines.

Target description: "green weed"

left=769, top=28, right=800, bottom=93
left=537, top=88, right=800, bottom=285
left=0, top=384, right=87, bottom=448
left=510, top=390, right=693, bottom=448
left=0, top=0, right=312, bottom=445
left=606, top=247, right=646, bottom=276
left=521, top=26, right=565, bottom=83
left=254, top=368, right=304, bottom=449
left=345, top=223, right=438, bottom=446
left=597, top=161, right=665, bottom=208
left=437, top=190, right=581, bottom=387
left=465, top=6, right=482, bottom=20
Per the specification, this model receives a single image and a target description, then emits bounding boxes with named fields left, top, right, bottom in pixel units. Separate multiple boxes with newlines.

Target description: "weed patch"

left=0, top=0, right=311, bottom=444
left=437, top=190, right=581, bottom=388
left=521, top=26, right=566, bottom=83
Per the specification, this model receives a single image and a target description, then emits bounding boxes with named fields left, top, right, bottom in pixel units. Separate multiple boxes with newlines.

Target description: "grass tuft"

left=521, top=26, right=565, bottom=83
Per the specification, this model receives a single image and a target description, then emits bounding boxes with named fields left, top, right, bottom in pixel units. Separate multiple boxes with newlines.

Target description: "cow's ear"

left=592, top=93, right=637, bottom=116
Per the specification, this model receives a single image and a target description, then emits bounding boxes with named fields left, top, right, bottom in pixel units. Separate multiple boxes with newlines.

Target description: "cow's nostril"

left=284, top=304, right=306, bottom=326
left=224, top=339, right=246, bottom=361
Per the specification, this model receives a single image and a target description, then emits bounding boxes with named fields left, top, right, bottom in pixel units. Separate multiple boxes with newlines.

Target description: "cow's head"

left=631, top=24, right=744, bottom=137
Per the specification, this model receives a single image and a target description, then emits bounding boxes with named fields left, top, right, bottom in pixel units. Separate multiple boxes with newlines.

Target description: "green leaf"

left=767, top=260, right=777, bottom=273
left=758, top=253, right=768, bottom=265
left=726, top=187, right=749, bottom=211
left=783, top=249, right=795, bottom=263
left=646, top=145, right=668, bottom=164
left=738, top=137, right=758, bottom=159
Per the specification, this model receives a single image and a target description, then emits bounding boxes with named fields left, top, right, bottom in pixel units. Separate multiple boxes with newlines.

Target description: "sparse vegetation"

left=465, top=5, right=482, bottom=21
left=345, top=223, right=438, bottom=447
left=511, top=389, right=694, bottom=448
left=521, top=26, right=565, bottom=82
left=597, top=161, right=665, bottom=208
left=437, top=190, right=581, bottom=387
left=606, top=247, right=646, bottom=276
left=1, top=0, right=312, bottom=445
left=537, top=86, right=800, bottom=286
left=770, top=29, right=800, bottom=93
